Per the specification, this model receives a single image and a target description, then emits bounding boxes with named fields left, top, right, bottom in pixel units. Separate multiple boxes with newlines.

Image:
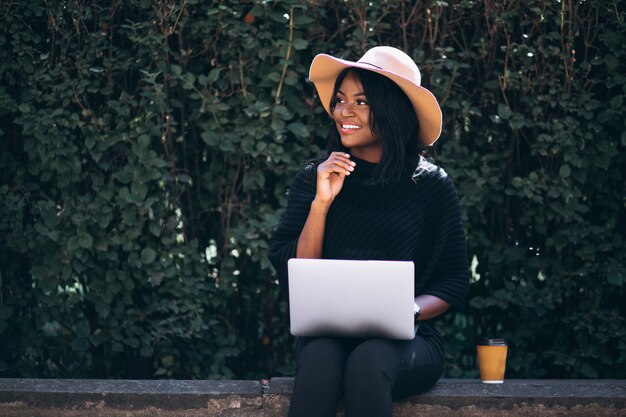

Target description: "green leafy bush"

left=1, top=0, right=624, bottom=379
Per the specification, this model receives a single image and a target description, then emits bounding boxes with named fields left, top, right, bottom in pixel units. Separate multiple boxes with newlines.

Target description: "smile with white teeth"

left=342, top=124, right=361, bottom=130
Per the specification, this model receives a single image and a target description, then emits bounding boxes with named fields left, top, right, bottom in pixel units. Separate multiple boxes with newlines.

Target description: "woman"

left=268, top=46, right=469, bottom=417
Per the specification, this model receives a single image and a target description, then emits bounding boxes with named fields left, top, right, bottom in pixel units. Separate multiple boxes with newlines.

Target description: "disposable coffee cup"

left=476, top=338, right=508, bottom=384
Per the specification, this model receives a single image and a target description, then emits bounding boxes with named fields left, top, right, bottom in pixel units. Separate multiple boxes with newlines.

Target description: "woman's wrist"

left=311, top=198, right=332, bottom=212
left=413, top=294, right=450, bottom=321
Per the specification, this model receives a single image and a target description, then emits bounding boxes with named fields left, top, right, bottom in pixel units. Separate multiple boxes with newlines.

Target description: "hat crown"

left=357, top=46, right=421, bottom=86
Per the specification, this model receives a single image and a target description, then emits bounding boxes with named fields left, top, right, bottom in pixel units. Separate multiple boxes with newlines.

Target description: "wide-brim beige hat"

left=309, top=46, right=442, bottom=146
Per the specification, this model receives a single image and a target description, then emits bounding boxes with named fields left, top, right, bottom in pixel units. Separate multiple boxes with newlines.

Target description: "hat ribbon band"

left=357, top=61, right=383, bottom=70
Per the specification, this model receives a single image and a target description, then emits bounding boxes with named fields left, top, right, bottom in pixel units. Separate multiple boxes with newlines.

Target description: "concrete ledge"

left=1, top=378, right=625, bottom=416
left=269, top=378, right=626, bottom=416
left=0, top=379, right=263, bottom=414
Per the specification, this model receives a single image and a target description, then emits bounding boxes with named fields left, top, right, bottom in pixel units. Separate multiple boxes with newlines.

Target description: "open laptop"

left=287, top=258, right=416, bottom=340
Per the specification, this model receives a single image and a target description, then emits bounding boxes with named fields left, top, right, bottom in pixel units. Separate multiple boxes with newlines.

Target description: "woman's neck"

left=349, top=148, right=382, bottom=163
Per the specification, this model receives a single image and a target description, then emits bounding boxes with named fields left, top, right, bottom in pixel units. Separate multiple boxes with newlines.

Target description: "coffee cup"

left=476, top=338, right=508, bottom=383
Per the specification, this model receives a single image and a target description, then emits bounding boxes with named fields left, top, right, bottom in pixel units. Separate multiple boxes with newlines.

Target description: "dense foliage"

left=1, top=0, right=624, bottom=379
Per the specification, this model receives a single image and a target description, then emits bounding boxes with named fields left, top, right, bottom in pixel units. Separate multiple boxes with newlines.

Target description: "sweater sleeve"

left=268, top=164, right=317, bottom=293
left=420, top=173, right=470, bottom=312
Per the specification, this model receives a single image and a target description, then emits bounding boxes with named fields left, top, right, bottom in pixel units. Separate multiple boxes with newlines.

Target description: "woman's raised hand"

left=315, top=152, right=356, bottom=205
left=296, top=152, right=354, bottom=258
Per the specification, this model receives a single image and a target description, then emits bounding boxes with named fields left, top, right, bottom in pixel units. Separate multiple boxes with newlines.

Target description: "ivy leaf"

left=292, top=39, right=308, bottom=50
left=171, top=64, right=182, bottom=76
left=287, top=122, right=309, bottom=138
left=141, top=248, right=157, bottom=264
left=607, top=272, right=623, bottom=286
left=497, top=103, right=512, bottom=120
left=559, top=165, right=571, bottom=178
left=79, top=233, right=93, bottom=249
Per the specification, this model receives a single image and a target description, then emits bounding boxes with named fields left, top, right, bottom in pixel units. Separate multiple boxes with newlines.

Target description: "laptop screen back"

left=287, top=258, right=415, bottom=340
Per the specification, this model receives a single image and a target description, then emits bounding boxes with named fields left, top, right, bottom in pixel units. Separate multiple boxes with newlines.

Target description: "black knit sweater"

left=268, top=155, right=469, bottom=313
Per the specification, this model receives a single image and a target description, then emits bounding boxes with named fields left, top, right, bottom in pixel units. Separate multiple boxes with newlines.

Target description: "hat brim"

left=309, top=54, right=442, bottom=146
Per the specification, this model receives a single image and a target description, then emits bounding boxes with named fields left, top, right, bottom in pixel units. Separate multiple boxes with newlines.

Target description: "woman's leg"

left=342, top=333, right=444, bottom=417
left=288, top=337, right=355, bottom=417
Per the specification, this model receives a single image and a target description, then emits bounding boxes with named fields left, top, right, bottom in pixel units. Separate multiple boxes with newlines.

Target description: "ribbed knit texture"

left=268, top=155, right=469, bottom=312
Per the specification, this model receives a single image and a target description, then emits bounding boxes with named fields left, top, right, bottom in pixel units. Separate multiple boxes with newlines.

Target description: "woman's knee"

left=296, top=337, right=349, bottom=375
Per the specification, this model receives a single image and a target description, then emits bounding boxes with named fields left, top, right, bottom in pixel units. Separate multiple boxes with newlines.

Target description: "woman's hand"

left=315, top=152, right=356, bottom=205
left=297, top=152, right=355, bottom=258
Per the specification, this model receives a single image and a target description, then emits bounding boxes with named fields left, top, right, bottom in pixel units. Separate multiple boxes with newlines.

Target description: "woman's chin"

left=340, top=136, right=358, bottom=149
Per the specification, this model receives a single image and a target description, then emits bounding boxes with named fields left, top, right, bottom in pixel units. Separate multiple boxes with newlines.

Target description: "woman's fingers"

left=319, top=152, right=356, bottom=176
left=324, top=163, right=352, bottom=176
left=315, top=152, right=356, bottom=203
left=330, top=152, right=356, bottom=167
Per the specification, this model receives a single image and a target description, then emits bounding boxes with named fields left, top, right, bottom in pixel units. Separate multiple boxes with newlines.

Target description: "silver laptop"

left=287, top=258, right=416, bottom=340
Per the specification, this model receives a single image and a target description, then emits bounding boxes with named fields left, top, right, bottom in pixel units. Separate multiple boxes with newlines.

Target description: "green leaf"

left=149, top=222, right=161, bottom=237
left=72, top=337, right=90, bottom=351
left=208, top=68, right=221, bottom=83
left=141, top=248, right=157, bottom=264
left=0, top=307, right=13, bottom=320
left=607, top=272, right=623, bottom=286
left=79, top=233, right=93, bottom=249
left=140, top=345, right=153, bottom=357
left=294, top=15, right=315, bottom=25
left=578, top=363, right=599, bottom=378
left=497, top=103, right=512, bottom=120
left=201, top=131, right=219, bottom=146
left=604, top=55, right=619, bottom=70
left=95, top=302, right=110, bottom=319
left=125, top=337, right=140, bottom=348
left=115, top=170, right=132, bottom=184
left=609, top=95, right=623, bottom=109
left=171, top=64, right=182, bottom=76
left=287, top=122, right=309, bottom=138
left=273, top=105, right=292, bottom=120
left=75, top=320, right=90, bottom=337
left=292, top=39, right=308, bottom=50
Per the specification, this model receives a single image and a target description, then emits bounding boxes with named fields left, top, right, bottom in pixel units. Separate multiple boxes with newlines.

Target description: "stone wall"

left=1, top=378, right=625, bottom=416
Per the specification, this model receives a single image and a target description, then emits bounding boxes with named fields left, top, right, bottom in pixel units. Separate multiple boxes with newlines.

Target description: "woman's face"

left=332, top=72, right=382, bottom=162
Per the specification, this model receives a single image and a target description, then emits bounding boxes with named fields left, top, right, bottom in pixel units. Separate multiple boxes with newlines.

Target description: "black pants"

left=288, top=327, right=444, bottom=417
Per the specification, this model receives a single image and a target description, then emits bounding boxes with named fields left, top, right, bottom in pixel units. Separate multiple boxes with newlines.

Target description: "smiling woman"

left=331, top=72, right=380, bottom=161
left=268, top=47, right=469, bottom=417
left=326, top=67, right=423, bottom=184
